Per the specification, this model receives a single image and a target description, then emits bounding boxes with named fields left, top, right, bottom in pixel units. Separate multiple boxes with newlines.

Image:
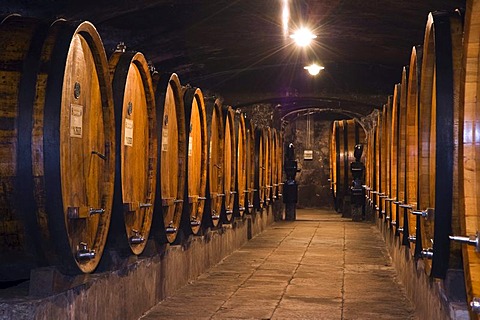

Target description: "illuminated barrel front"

left=0, top=17, right=115, bottom=278
left=205, top=99, right=224, bottom=227
left=183, top=87, right=208, bottom=235
left=108, top=49, right=156, bottom=255
left=153, top=73, right=186, bottom=243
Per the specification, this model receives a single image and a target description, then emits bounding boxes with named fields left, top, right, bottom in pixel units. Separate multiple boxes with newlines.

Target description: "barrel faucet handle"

left=399, top=204, right=412, bottom=210
left=76, top=242, right=95, bottom=261
left=379, top=194, right=388, bottom=199
left=471, top=297, right=480, bottom=314
left=370, top=190, right=379, bottom=195
left=393, top=200, right=403, bottom=205
left=411, top=208, right=434, bottom=220
left=450, top=231, right=480, bottom=252
left=386, top=198, right=396, bottom=202
left=420, top=248, right=434, bottom=259
left=129, top=229, right=145, bottom=244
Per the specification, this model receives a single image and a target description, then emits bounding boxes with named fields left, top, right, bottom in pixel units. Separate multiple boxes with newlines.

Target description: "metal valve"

left=391, top=220, right=397, bottom=226
left=393, top=200, right=403, bottom=205
left=190, top=217, right=201, bottom=227
left=411, top=208, right=434, bottom=220
left=129, top=230, right=145, bottom=244
left=165, top=222, right=177, bottom=234
left=408, top=235, right=416, bottom=243
left=198, top=196, right=207, bottom=201
left=211, top=209, right=220, bottom=220
left=139, top=203, right=152, bottom=208
left=379, top=194, right=388, bottom=199
left=420, top=249, right=434, bottom=259
left=386, top=198, right=396, bottom=202
left=239, top=206, right=245, bottom=211
left=76, top=242, right=96, bottom=261
left=399, top=204, right=412, bottom=210
left=471, top=297, right=480, bottom=314
left=449, top=231, right=480, bottom=252
left=89, top=208, right=105, bottom=215
left=397, top=227, right=404, bottom=233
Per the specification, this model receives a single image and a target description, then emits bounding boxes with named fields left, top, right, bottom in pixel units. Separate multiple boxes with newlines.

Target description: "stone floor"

left=140, top=208, right=417, bottom=320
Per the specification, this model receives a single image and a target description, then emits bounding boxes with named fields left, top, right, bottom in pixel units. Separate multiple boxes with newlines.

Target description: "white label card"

left=124, top=118, right=134, bottom=147
left=70, top=104, right=83, bottom=138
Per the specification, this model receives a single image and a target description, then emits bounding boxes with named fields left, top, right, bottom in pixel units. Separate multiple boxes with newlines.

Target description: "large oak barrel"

left=459, top=1, right=480, bottom=315
left=330, top=119, right=366, bottom=214
left=108, top=48, right=156, bottom=256
left=397, top=66, right=409, bottom=241
left=222, top=106, right=237, bottom=222
left=364, top=123, right=375, bottom=215
left=417, top=11, right=463, bottom=278
left=389, top=84, right=401, bottom=229
left=404, top=45, right=422, bottom=257
left=152, top=73, right=186, bottom=243
left=183, top=87, right=208, bottom=235
left=205, top=98, right=224, bottom=227
left=234, top=111, right=247, bottom=216
left=374, top=112, right=383, bottom=216
left=270, top=128, right=278, bottom=201
left=245, top=120, right=256, bottom=213
left=0, top=17, right=115, bottom=280
left=379, top=100, right=392, bottom=221
left=264, top=127, right=272, bottom=206
left=275, top=130, right=284, bottom=199
left=254, top=127, right=266, bottom=210
left=330, top=121, right=340, bottom=209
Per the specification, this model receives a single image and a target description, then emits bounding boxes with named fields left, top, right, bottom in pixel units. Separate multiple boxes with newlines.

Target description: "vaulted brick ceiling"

left=2, top=0, right=466, bottom=109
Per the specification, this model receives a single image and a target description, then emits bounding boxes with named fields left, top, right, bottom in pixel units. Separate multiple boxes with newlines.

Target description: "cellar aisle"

left=140, top=209, right=416, bottom=319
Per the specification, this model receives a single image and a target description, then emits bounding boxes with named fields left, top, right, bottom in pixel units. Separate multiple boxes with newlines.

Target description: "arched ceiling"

left=2, top=0, right=465, bottom=110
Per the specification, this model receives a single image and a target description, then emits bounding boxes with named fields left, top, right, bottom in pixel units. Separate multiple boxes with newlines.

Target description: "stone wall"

left=284, top=115, right=338, bottom=209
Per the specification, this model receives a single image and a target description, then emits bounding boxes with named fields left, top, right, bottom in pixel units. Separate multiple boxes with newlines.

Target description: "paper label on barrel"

left=161, top=120, right=169, bottom=151
left=70, top=104, right=83, bottom=138
left=188, top=135, right=193, bottom=157
left=124, top=119, right=134, bottom=147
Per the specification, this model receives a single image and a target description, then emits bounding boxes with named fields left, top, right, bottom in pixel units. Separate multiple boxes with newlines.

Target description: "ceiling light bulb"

left=304, top=63, right=325, bottom=76
left=290, top=28, right=317, bottom=47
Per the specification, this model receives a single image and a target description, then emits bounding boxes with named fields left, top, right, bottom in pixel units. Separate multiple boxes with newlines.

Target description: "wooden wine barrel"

left=397, top=66, right=409, bottom=241
left=108, top=49, right=156, bottom=255
left=389, top=84, right=401, bottom=229
left=364, top=125, right=375, bottom=215
left=404, top=45, right=422, bottom=257
left=0, top=17, right=115, bottom=280
left=458, top=1, right=480, bottom=314
left=152, top=73, right=186, bottom=243
left=264, top=127, right=272, bottom=205
left=374, top=112, right=383, bottom=216
left=234, top=111, right=247, bottom=216
left=379, top=100, right=392, bottom=221
left=331, top=119, right=366, bottom=214
left=330, top=121, right=340, bottom=209
left=183, top=87, right=208, bottom=235
left=271, top=128, right=278, bottom=201
left=276, top=130, right=284, bottom=199
left=245, top=120, right=256, bottom=213
left=205, top=98, right=225, bottom=226
left=223, top=106, right=237, bottom=222
left=254, top=127, right=266, bottom=209
left=417, top=11, right=463, bottom=278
